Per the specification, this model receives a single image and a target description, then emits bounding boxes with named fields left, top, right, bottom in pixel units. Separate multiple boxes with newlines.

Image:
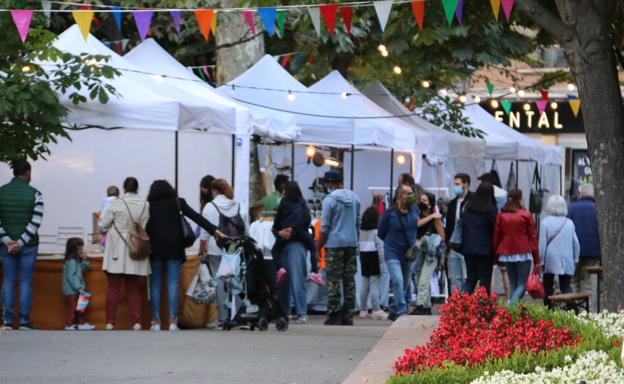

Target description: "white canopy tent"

left=363, top=80, right=487, bottom=193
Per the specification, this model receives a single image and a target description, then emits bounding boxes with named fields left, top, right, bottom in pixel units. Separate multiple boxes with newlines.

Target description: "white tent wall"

left=485, top=159, right=537, bottom=207
left=541, top=164, right=563, bottom=213
left=446, top=156, right=486, bottom=194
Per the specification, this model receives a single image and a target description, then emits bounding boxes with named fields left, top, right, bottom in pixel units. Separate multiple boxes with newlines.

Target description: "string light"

left=404, top=97, right=411, bottom=103
left=231, top=84, right=235, bottom=93
left=84, top=58, right=99, bottom=67
left=393, top=66, right=402, bottom=75
left=341, top=91, right=349, bottom=99
left=523, top=103, right=531, bottom=111
left=439, top=89, right=448, bottom=97
left=550, top=102, right=558, bottom=110
left=305, top=145, right=316, bottom=159
left=458, top=95, right=467, bottom=104
left=567, top=83, right=576, bottom=91
left=21, top=65, right=31, bottom=73
left=381, top=50, right=389, bottom=57
left=377, top=44, right=387, bottom=52
left=421, top=80, right=430, bottom=88
left=151, top=74, right=165, bottom=82
left=397, top=154, right=406, bottom=165
left=287, top=90, right=296, bottom=101
left=517, top=90, right=525, bottom=97
left=509, top=86, right=517, bottom=94
left=491, top=100, right=499, bottom=108
left=474, top=95, right=481, bottom=103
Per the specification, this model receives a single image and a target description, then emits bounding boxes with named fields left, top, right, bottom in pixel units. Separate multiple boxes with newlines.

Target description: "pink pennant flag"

left=133, top=11, right=154, bottom=41
left=170, top=11, right=182, bottom=35
left=535, top=100, right=548, bottom=115
left=201, top=66, right=212, bottom=82
left=501, top=0, right=514, bottom=22
left=243, top=10, right=256, bottom=35
left=11, top=10, right=33, bottom=43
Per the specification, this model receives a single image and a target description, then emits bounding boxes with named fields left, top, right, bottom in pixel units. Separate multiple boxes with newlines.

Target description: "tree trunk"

left=216, top=2, right=265, bottom=218
left=518, top=0, right=624, bottom=310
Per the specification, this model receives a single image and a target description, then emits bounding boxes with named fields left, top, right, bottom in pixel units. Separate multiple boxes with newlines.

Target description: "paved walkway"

left=0, top=315, right=389, bottom=384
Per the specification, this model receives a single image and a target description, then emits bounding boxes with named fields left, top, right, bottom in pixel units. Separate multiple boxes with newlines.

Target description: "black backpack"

left=211, top=202, right=245, bottom=247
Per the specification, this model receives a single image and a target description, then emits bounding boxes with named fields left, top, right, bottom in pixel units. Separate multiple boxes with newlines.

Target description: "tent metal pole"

left=515, top=160, right=519, bottom=189
left=174, top=131, right=179, bottom=191
left=291, top=142, right=295, bottom=179
left=390, top=149, right=395, bottom=205
left=231, top=135, right=236, bottom=186
left=350, top=145, right=355, bottom=190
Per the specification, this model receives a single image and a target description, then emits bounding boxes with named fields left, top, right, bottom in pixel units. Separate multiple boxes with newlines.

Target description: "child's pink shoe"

left=276, top=268, right=287, bottom=285
left=308, top=272, right=325, bottom=286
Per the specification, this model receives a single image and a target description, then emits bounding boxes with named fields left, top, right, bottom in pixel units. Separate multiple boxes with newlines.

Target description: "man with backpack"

left=318, top=171, right=361, bottom=326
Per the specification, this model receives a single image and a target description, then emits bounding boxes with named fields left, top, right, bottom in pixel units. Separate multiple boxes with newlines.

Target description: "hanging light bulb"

left=393, top=66, right=402, bottom=75
left=439, top=89, right=448, bottom=97
left=287, top=90, right=296, bottom=101
left=517, top=90, right=526, bottom=97
left=567, top=83, right=576, bottom=91
left=474, top=95, right=481, bottom=103
left=458, top=95, right=467, bottom=104
left=550, top=102, right=558, bottom=110
left=397, top=154, right=406, bottom=165
left=381, top=50, right=389, bottom=57
left=341, top=91, right=349, bottom=99
left=378, top=44, right=387, bottom=52
left=523, top=103, right=531, bottom=111
left=231, top=84, right=236, bottom=93
left=151, top=74, right=165, bottom=82
left=421, top=80, right=431, bottom=88
left=305, top=145, right=316, bottom=159
left=509, top=86, right=517, bottom=94
left=84, top=58, right=99, bottom=67
left=21, top=65, right=31, bottom=73
left=404, top=96, right=411, bottom=103
left=491, top=99, right=499, bottom=108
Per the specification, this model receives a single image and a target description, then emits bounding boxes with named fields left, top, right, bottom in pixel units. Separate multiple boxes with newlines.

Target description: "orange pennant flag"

left=194, top=9, right=215, bottom=41
left=411, top=0, right=425, bottom=30
left=490, top=0, right=501, bottom=21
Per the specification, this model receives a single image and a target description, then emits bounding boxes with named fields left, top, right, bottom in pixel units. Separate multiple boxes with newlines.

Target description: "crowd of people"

left=0, top=159, right=601, bottom=330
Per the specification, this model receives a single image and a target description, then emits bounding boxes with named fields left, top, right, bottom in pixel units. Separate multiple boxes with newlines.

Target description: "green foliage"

left=388, top=305, right=621, bottom=384
left=0, top=8, right=119, bottom=164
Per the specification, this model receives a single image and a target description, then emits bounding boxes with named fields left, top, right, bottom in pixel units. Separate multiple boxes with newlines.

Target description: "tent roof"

left=48, top=25, right=181, bottom=131
left=363, top=80, right=486, bottom=161
left=125, top=39, right=298, bottom=140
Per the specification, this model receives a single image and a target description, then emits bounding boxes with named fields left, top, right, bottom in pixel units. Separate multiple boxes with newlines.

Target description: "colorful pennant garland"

left=455, top=0, right=464, bottom=24
left=320, top=4, right=338, bottom=35
left=540, top=89, right=549, bottom=100
left=10, top=10, right=33, bottom=43
left=501, top=0, right=515, bottom=22
left=373, top=0, right=393, bottom=32
left=442, top=0, right=458, bottom=27
left=535, top=100, right=547, bottom=114
left=258, top=7, right=277, bottom=37
left=112, top=6, right=122, bottom=32
left=41, top=1, right=51, bottom=26
left=308, top=7, right=321, bottom=37
left=500, top=100, right=512, bottom=115
left=411, top=1, right=424, bottom=30
left=170, top=10, right=182, bottom=35
left=569, top=99, right=581, bottom=117
left=486, top=82, right=495, bottom=95
left=194, top=9, right=215, bottom=41
left=490, top=0, right=501, bottom=21
left=72, top=10, right=94, bottom=40
left=243, top=10, right=256, bottom=35
left=133, top=11, right=153, bottom=41
left=341, top=6, right=353, bottom=34
left=277, top=10, right=286, bottom=38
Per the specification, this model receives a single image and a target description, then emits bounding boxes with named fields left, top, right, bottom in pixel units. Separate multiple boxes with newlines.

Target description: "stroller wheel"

left=222, top=321, right=234, bottom=331
left=258, top=317, right=269, bottom=331
left=275, top=317, right=289, bottom=332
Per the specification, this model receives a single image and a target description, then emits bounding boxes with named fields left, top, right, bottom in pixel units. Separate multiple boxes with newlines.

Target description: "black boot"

left=324, top=312, right=342, bottom=326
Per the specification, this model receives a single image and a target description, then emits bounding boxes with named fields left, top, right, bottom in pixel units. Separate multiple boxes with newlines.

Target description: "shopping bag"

left=76, top=292, right=91, bottom=313
left=526, top=266, right=545, bottom=299
left=215, top=248, right=242, bottom=279
left=187, top=264, right=216, bottom=305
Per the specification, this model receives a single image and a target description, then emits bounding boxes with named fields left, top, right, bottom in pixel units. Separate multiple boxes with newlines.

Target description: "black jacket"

left=461, top=207, right=497, bottom=257
left=444, top=192, right=473, bottom=246
left=146, top=197, right=217, bottom=261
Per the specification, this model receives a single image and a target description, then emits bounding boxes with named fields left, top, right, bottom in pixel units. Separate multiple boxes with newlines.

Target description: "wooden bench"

left=584, top=266, right=603, bottom=312
left=548, top=292, right=590, bottom=313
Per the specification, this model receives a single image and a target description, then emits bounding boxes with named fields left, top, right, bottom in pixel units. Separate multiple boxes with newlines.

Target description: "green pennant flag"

left=442, top=0, right=459, bottom=26
left=486, top=82, right=494, bottom=95
left=277, top=10, right=286, bottom=38
left=501, top=100, right=512, bottom=115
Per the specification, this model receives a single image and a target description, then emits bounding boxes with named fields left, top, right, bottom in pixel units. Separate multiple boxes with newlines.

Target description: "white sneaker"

left=64, top=325, right=77, bottom=331
left=293, top=315, right=308, bottom=324
left=150, top=322, right=161, bottom=331
left=359, top=310, right=369, bottom=319
left=77, top=323, right=95, bottom=331
left=105, top=323, right=115, bottom=331
left=205, top=320, right=219, bottom=329
left=372, top=310, right=389, bottom=320
left=132, top=323, right=142, bottom=331
left=169, top=323, right=179, bottom=331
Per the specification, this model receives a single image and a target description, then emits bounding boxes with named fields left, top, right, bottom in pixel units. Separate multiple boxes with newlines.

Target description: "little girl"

left=62, top=237, right=94, bottom=330
left=358, top=207, right=388, bottom=320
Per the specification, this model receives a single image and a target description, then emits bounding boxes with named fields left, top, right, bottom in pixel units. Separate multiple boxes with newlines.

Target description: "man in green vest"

left=0, top=160, right=44, bottom=330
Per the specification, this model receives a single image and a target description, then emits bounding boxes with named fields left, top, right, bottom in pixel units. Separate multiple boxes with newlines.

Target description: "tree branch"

left=515, top=0, right=575, bottom=44
left=216, top=31, right=263, bottom=50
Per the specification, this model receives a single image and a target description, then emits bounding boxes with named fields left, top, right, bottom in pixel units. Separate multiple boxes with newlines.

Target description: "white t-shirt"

left=455, top=197, right=464, bottom=221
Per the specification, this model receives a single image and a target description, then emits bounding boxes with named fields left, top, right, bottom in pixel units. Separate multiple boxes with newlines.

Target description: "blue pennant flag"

left=258, top=7, right=277, bottom=37
left=112, top=6, right=122, bottom=32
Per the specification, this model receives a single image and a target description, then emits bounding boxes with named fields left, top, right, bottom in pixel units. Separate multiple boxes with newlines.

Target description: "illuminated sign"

left=480, top=101, right=584, bottom=134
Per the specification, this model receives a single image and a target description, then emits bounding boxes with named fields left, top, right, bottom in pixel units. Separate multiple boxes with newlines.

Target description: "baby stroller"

left=217, top=236, right=289, bottom=332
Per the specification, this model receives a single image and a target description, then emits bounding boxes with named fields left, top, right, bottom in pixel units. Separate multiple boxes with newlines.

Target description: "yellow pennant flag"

left=72, top=10, right=94, bottom=40
left=490, top=0, right=501, bottom=21
left=569, top=99, right=581, bottom=117
left=211, top=10, right=217, bottom=37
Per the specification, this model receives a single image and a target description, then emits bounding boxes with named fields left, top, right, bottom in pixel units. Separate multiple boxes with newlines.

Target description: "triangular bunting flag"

left=133, top=11, right=153, bottom=41
left=202, top=66, right=212, bottom=82
left=243, top=10, right=256, bottom=35
left=456, top=0, right=464, bottom=24
left=112, top=6, right=122, bottom=32
left=320, top=4, right=339, bottom=35
left=535, top=100, right=548, bottom=114
left=79, top=4, right=100, bottom=27
left=540, top=89, right=549, bottom=100
left=308, top=7, right=321, bottom=36
left=490, top=0, right=501, bottom=21
left=373, top=0, right=393, bottom=32
left=276, top=10, right=286, bottom=38
left=569, top=99, right=581, bottom=117
left=280, top=53, right=292, bottom=68
left=502, top=0, right=514, bottom=22
left=72, top=10, right=94, bottom=40
left=442, top=0, right=458, bottom=27
left=113, top=41, right=122, bottom=55
left=340, top=7, right=352, bottom=34
left=501, top=100, right=512, bottom=115
left=170, top=11, right=182, bottom=35
left=10, top=10, right=33, bottom=43
left=194, top=9, right=215, bottom=41
left=211, top=10, right=217, bottom=36
left=293, top=53, right=304, bottom=70
left=486, top=82, right=494, bottom=95
left=42, top=1, right=52, bottom=26
left=121, top=39, right=130, bottom=51
left=411, top=1, right=424, bottom=30
left=258, top=7, right=277, bottom=37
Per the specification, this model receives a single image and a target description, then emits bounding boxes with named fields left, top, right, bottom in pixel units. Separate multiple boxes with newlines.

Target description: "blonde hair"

left=211, top=179, right=234, bottom=200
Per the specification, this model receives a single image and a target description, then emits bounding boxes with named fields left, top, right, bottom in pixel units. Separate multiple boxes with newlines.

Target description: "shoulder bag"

left=113, top=199, right=150, bottom=260
left=529, top=164, right=544, bottom=214
left=177, top=198, right=196, bottom=248
left=397, top=208, right=418, bottom=262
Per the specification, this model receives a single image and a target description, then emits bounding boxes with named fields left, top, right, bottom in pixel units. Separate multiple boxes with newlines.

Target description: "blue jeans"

left=1, top=245, right=38, bottom=325
left=447, top=250, right=467, bottom=294
left=386, top=258, right=414, bottom=316
left=149, top=259, right=182, bottom=321
left=503, top=260, right=532, bottom=305
left=278, top=242, right=308, bottom=316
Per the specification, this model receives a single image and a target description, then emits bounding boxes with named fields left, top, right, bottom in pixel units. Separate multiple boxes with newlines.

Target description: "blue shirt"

left=378, top=205, right=419, bottom=261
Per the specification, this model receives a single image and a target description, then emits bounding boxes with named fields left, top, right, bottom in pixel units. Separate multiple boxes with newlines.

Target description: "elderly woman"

left=540, top=195, right=580, bottom=308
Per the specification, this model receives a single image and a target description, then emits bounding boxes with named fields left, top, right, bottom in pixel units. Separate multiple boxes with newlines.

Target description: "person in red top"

left=492, top=189, right=539, bottom=305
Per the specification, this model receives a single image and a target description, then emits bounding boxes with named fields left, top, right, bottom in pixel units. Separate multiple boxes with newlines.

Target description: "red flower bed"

left=393, top=288, right=580, bottom=375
